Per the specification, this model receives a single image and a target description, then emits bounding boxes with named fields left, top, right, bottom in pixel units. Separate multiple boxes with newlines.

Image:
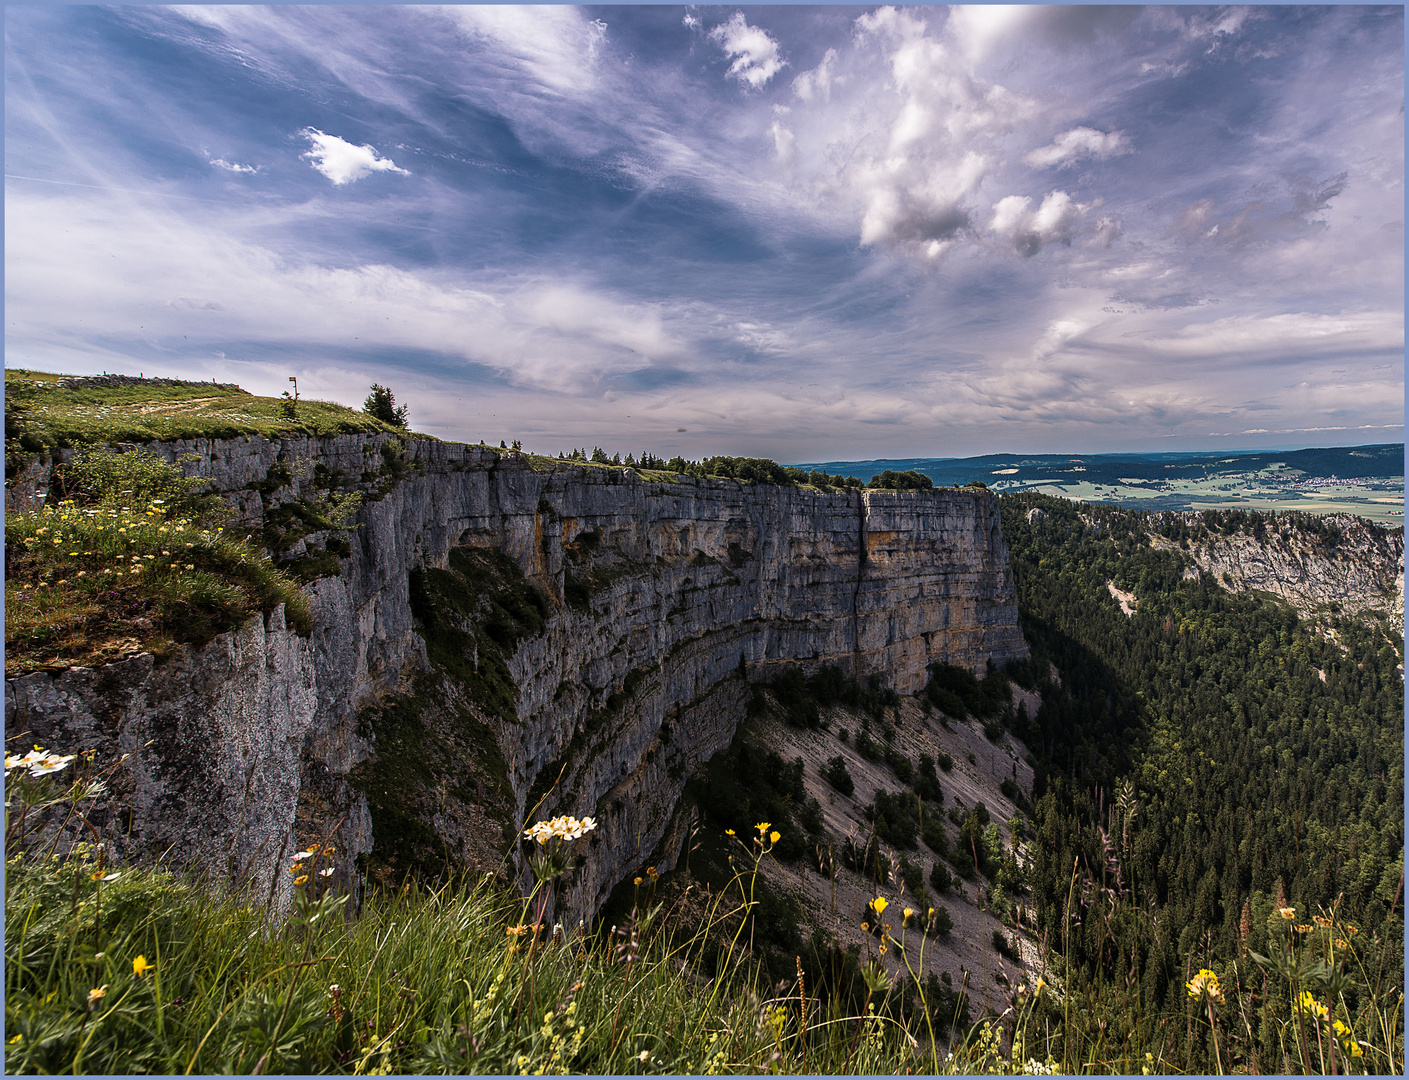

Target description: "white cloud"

left=206, top=154, right=258, bottom=174
left=300, top=128, right=408, bottom=185
left=792, top=47, right=837, bottom=102
left=1023, top=127, right=1131, bottom=169
left=4, top=190, right=684, bottom=395
left=990, top=191, right=1084, bottom=255
left=708, top=13, right=786, bottom=89
left=442, top=6, right=609, bottom=95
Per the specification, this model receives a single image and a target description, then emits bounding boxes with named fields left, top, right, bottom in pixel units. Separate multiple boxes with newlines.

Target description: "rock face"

left=1151, top=512, right=1405, bottom=633
left=5, top=434, right=1026, bottom=921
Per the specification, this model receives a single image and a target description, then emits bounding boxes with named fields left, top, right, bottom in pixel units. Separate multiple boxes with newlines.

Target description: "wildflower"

left=869, top=896, right=889, bottom=917
left=769, top=830, right=780, bottom=844
left=319, top=867, right=334, bottom=877
left=132, top=955, right=153, bottom=976
left=1296, top=990, right=1328, bottom=1019
left=1294, top=923, right=1314, bottom=934
left=1277, top=906, right=1296, bottom=920
left=725, top=828, right=735, bottom=835
left=506, top=924, right=530, bottom=937
left=30, top=753, right=75, bottom=776
left=1186, top=969, right=1222, bottom=1002
left=1312, top=914, right=1333, bottom=928
left=903, top=907, right=914, bottom=923
left=755, top=822, right=771, bottom=833
left=1335, top=938, right=1349, bottom=949
left=634, top=877, right=643, bottom=886
left=1345, top=924, right=1359, bottom=936
left=878, top=941, right=887, bottom=954
left=290, top=850, right=315, bottom=861
left=88, top=985, right=108, bottom=1007
left=293, top=874, right=309, bottom=886
left=860, top=921, right=869, bottom=932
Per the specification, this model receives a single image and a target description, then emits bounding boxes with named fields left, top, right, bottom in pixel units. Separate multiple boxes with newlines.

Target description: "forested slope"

left=1000, top=493, right=1403, bottom=1071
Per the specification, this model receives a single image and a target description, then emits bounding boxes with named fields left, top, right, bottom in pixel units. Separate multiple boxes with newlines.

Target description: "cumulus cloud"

left=1023, top=127, right=1131, bottom=169
left=709, top=12, right=786, bottom=89
left=300, top=128, right=409, bottom=185
left=990, top=191, right=1084, bottom=255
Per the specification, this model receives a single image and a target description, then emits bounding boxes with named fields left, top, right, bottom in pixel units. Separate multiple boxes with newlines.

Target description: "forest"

left=999, top=493, right=1403, bottom=1072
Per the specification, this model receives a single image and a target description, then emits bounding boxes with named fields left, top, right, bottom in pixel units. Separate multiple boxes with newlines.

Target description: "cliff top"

left=5, top=369, right=411, bottom=462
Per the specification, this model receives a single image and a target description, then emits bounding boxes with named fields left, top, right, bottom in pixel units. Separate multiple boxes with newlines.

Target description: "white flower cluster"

left=523, top=815, right=598, bottom=845
left=5, top=746, right=76, bottom=778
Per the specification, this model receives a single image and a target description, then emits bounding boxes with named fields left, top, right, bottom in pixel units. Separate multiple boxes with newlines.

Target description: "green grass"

left=5, top=369, right=407, bottom=468
left=4, top=446, right=311, bottom=674
left=3, top=842, right=939, bottom=1075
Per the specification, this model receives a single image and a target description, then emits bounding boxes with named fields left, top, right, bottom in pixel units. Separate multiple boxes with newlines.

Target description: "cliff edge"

left=5, top=433, right=1026, bottom=921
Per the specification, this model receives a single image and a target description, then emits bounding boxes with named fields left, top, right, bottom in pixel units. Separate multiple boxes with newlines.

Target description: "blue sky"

left=5, top=5, right=1403, bottom=459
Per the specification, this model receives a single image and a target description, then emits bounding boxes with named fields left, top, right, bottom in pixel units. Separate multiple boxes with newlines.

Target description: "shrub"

left=822, top=755, right=855, bottom=797
left=929, top=859, right=955, bottom=893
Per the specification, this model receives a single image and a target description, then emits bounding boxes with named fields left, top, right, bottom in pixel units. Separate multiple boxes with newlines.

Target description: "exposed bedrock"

left=5, top=435, right=1026, bottom=921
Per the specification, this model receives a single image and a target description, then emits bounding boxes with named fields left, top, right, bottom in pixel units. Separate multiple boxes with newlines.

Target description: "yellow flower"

left=755, top=822, right=771, bottom=833
left=1297, top=990, right=1328, bottom=1019
left=634, top=876, right=643, bottom=886
left=88, top=985, right=108, bottom=1006
left=1277, top=906, right=1296, bottom=920
left=769, top=831, right=781, bottom=844
left=1312, top=914, right=1333, bottom=929
left=132, top=955, right=153, bottom=977
left=506, top=924, right=530, bottom=937
left=869, top=896, right=889, bottom=916
left=1345, top=924, right=1358, bottom=936
left=878, top=941, right=887, bottom=954
left=293, top=874, right=309, bottom=886
left=1294, top=923, right=1314, bottom=934
left=1335, top=938, right=1349, bottom=949
left=1186, top=969, right=1221, bottom=1002
left=903, top=907, right=914, bottom=923
left=860, top=920, right=869, bottom=932
left=725, top=828, right=735, bottom=836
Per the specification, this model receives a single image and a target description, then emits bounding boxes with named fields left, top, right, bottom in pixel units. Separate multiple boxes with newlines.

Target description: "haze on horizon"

left=5, top=5, right=1404, bottom=461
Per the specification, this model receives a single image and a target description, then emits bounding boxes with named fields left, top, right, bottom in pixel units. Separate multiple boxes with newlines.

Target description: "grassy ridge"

left=5, top=369, right=404, bottom=468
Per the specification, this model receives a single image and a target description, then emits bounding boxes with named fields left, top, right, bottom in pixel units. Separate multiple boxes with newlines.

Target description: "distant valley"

left=797, top=443, right=1405, bottom=523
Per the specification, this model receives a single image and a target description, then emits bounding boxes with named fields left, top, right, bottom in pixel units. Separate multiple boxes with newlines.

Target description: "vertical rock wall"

left=5, top=435, right=1026, bottom=919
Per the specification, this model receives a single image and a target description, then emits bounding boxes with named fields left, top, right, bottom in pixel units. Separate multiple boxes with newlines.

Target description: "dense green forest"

left=1000, top=493, right=1403, bottom=1072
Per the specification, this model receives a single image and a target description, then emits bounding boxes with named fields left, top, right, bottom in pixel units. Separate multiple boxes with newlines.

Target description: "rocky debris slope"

left=6, top=434, right=1026, bottom=922
left=1149, top=512, right=1404, bottom=633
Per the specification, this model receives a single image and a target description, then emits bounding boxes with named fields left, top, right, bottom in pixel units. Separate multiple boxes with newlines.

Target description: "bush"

left=885, top=746, right=914, bottom=784
left=914, top=754, right=944, bottom=802
left=870, top=790, right=919, bottom=850
left=822, top=755, right=855, bottom=797
left=932, top=904, right=954, bottom=936
left=929, top=860, right=955, bottom=893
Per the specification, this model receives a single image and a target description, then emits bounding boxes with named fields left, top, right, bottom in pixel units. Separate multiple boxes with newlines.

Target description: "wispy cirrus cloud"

left=3, top=5, right=1401, bottom=459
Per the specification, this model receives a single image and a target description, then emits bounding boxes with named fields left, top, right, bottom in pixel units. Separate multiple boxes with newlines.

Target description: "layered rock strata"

left=5, top=435, right=1026, bottom=921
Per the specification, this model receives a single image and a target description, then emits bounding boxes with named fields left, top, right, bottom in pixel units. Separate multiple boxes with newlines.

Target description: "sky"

left=5, top=5, right=1404, bottom=461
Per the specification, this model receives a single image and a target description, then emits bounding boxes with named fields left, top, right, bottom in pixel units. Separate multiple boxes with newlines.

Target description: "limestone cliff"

left=5, top=434, right=1025, bottom=921
left=1149, top=511, right=1405, bottom=633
